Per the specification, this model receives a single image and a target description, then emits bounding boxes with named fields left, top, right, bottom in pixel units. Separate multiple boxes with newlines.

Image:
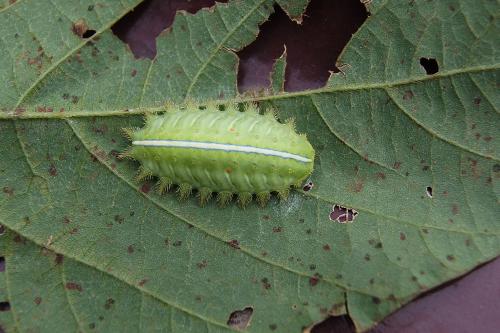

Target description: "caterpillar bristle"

left=118, top=148, right=134, bottom=160
left=156, top=177, right=173, bottom=194
left=277, top=188, right=290, bottom=202
left=204, top=101, right=219, bottom=112
left=121, top=127, right=135, bottom=141
left=135, top=166, right=153, bottom=182
left=285, top=117, right=296, bottom=131
left=184, top=100, right=201, bottom=112
left=256, top=191, right=271, bottom=207
left=245, top=103, right=259, bottom=114
left=225, top=103, right=239, bottom=114
left=237, top=192, right=253, bottom=208
left=143, top=112, right=156, bottom=126
left=197, top=187, right=213, bottom=206
left=164, top=101, right=176, bottom=112
left=177, top=183, right=192, bottom=200
left=264, top=108, right=277, bottom=119
left=217, top=191, right=233, bottom=207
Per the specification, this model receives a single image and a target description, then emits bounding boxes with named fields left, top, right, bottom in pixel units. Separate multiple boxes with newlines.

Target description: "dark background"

left=112, top=0, right=500, bottom=332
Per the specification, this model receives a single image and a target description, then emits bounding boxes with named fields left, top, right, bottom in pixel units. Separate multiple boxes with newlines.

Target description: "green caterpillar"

left=121, top=102, right=315, bottom=207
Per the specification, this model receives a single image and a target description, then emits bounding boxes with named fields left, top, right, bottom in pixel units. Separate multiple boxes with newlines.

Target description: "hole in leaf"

left=329, top=204, right=358, bottom=223
left=238, top=0, right=368, bottom=92
left=309, top=315, right=355, bottom=333
left=426, top=186, right=433, bottom=198
left=112, top=0, right=228, bottom=59
left=0, top=257, right=4, bottom=272
left=0, top=302, right=10, bottom=312
left=227, top=306, right=253, bottom=330
left=420, top=57, right=439, bottom=75
left=82, top=29, right=96, bottom=38
left=303, top=181, right=314, bottom=192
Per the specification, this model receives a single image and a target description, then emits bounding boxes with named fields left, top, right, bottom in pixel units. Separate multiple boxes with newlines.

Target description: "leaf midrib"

left=7, top=63, right=497, bottom=118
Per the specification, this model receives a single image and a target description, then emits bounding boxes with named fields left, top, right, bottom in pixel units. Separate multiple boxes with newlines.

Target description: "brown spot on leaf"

left=36, top=106, right=53, bottom=113
left=446, top=255, right=455, bottom=261
left=72, top=19, right=89, bottom=38
left=48, top=164, right=57, bottom=176
left=228, top=239, right=240, bottom=249
left=55, top=254, right=64, bottom=265
left=34, top=297, right=42, bottom=305
left=138, top=279, right=148, bottom=287
left=127, top=245, right=134, bottom=254
left=261, top=277, right=271, bottom=290
left=309, top=275, right=319, bottom=286
left=403, top=90, right=414, bottom=100
left=473, top=97, right=481, bottom=105
left=452, top=204, right=459, bottom=215
left=353, top=181, right=364, bottom=192
left=104, top=298, right=115, bottom=310
left=323, top=244, right=331, bottom=251
left=400, top=232, right=406, bottom=240
left=272, top=226, right=282, bottom=233
left=65, top=282, right=83, bottom=292
left=375, top=172, right=386, bottom=180
left=2, top=187, right=14, bottom=196
left=140, top=184, right=151, bottom=193
left=13, top=235, right=26, bottom=244
left=197, top=260, right=208, bottom=269
left=131, top=69, right=137, bottom=77
left=372, top=297, right=381, bottom=304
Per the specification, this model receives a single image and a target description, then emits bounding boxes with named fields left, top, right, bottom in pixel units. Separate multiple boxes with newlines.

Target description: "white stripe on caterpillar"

left=132, top=140, right=312, bottom=163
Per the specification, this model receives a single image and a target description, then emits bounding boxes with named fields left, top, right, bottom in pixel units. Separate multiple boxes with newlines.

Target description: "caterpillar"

left=121, top=102, right=315, bottom=207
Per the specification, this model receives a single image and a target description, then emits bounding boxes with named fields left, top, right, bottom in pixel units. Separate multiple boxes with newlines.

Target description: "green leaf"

left=0, top=0, right=499, bottom=332
left=270, top=46, right=287, bottom=94
left=275, top=0, right=309, bottom=22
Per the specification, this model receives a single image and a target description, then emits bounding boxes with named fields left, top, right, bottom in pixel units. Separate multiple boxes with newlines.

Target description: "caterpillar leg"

left=237, top=192, right=252, bottom=208
left=277, top=188, right=290, bottom=202
left=156, top=177, right=173, bottom=194
left=177, top=183, right=192, bottom=200
left=217, top=191, right=233, bottom=207
left=256, top=191, right=271, bottom=207
left=197, top=187, right=213, bottom=206
left=135, top=166, right=153, bottom=182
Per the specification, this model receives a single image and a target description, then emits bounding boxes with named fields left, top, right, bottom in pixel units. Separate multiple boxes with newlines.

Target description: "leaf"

left=275, top=0, right=309, bottom=22
left=0, top=0, right=499, bottom=332
left=270, top=46, right=287, bottom=94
